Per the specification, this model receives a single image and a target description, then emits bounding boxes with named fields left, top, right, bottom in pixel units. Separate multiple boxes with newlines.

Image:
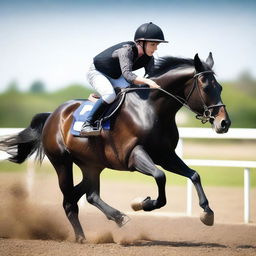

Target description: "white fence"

left=176, top=128, right=256, bottom=224
left=0, top=127, right=255, bottom=223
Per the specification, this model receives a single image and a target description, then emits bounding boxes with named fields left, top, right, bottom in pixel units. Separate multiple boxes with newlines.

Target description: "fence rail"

left=176, top=127, right=256, bottom=224
left=0, top=127, right=255, bottom=223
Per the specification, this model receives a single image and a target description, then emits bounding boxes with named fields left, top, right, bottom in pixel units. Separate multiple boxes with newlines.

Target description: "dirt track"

left=0, top=172, right=255, bottom=256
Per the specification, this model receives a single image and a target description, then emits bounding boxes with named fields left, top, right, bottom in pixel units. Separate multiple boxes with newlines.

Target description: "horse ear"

left=194, top=53, right=203, bottom=72
left=206, top=52, right=214, bottom=68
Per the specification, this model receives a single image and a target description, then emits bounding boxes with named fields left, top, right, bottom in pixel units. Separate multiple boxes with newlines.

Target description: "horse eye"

left=202, top=83, right=210, bottom=91
left=202, top=84, right=211, bottom=92
left=200, top=77, right=206, bottom=83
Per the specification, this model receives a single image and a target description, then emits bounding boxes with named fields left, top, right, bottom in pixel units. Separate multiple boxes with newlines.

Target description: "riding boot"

left=80, top=98, right=108, bottom=136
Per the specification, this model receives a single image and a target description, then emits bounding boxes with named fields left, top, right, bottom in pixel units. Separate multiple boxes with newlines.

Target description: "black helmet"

left=134, top=22, right=168, bottom=43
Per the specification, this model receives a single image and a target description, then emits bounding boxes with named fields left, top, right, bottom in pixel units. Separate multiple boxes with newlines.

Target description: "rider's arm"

left=117, top=46, right=160, bottom=88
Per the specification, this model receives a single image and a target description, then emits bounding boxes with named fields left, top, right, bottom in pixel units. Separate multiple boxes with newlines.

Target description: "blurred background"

left=0, top=0, right=255, bottom=128
left=0, top=1, right=255, bottom=227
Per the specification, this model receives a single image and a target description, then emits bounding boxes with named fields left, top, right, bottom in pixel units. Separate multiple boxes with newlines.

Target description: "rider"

left=80, top=22, right=168, bottom=136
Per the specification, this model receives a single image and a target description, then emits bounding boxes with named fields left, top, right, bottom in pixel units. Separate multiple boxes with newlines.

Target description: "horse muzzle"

left=211, top=106, right=231, bottom=133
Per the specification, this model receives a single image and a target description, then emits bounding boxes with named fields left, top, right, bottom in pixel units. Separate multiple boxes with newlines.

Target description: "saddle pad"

left=70, top=100, right=110, bottom=136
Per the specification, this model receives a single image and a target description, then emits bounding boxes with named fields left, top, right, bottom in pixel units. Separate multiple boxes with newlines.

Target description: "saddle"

left=71, top=88, right=127, bottom=136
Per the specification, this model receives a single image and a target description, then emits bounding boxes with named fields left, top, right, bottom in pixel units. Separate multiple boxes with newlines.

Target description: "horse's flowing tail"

left=0, top=113, right=51, bottom=164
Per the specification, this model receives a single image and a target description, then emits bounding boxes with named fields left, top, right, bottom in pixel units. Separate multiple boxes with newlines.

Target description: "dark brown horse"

left=0, top=53, right=231, bottom=243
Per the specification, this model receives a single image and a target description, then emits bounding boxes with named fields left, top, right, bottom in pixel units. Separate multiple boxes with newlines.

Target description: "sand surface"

left=0, top=171, right=255, bottom=256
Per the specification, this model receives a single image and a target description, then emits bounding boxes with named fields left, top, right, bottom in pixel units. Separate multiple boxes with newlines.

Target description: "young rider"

left=80, top=22, right=168, bottom=136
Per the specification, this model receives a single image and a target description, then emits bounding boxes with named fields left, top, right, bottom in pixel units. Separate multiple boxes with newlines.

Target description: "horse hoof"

left=76, top=235, right=86, bottom=244
left=131, top=197, right=145, bottom=211
left=200, top=211, right=214, bottom=226
left=117, top=214, right=131, bottom=227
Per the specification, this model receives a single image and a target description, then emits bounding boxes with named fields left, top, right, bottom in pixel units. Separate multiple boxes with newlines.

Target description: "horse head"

left=185, top=52, right=231, bottom=133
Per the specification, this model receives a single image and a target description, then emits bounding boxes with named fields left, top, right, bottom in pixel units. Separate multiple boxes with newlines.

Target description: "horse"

left=0, top=52, right=231, bottom=243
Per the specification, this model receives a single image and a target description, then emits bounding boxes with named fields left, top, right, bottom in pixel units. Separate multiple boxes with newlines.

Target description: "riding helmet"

left=134, top=22, right=168, bottom=43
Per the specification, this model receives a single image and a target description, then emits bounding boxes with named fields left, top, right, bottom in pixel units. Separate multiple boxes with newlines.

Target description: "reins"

left=117, top=70, right=225, bottom=124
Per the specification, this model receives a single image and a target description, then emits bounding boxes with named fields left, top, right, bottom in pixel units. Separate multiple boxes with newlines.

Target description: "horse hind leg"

left=49, top=156, right=86, bottom=243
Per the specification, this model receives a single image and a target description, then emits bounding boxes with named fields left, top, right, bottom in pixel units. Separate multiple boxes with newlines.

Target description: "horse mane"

left=148, top=56, right=195, bottom=77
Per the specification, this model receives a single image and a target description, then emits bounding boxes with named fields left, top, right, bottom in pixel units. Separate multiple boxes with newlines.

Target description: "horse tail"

left=0, top=112, right=51, bottom=164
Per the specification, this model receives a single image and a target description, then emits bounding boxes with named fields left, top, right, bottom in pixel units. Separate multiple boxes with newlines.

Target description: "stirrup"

left=80, top=122, right=102, bottom=137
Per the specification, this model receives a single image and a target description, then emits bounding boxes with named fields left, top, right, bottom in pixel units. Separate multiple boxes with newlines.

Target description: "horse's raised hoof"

left=76, top=235, right=86, bottom=244
left=116, top=214, right=131, bottom=227
left=200, top=211, right=214, bottom=226
left=131, top=197, right=146, bottom=211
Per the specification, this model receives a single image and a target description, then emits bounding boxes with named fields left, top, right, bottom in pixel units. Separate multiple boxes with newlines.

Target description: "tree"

left=236, top=70, right=256, bottom=95
left=5, top=80, right=19, bottom=93
left=29, top=80, right=46, bottom=93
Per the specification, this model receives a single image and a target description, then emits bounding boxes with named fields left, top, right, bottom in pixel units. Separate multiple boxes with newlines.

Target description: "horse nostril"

left=221, top=119, right=230, bottom=128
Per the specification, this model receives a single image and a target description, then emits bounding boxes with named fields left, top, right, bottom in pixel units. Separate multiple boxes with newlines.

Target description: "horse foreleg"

left=128, top=145, right=167, bottom=211
left=160, top=152, right=214, bottom=226
left=82, top=166, right=130, bottom=227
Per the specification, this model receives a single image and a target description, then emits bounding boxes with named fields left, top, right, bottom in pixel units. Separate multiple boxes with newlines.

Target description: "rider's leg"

left=81, top=64, right=116, bottom=136
left=80, top=98, right=108, bottom=135
left=86, top=64, right=117, bottom=104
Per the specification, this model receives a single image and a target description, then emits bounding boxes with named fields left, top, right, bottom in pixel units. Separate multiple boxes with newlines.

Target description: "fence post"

left=176, top=139, right=193, bottom=216
left=186, top=180, right=193, bottom=216
left=244, top=168, right=251, bottom=223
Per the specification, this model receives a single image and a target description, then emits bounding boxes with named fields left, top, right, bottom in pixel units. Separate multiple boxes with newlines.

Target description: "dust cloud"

left=0, top=178, right=151, bottom=245
left=0, top=182, right=68, bottom=240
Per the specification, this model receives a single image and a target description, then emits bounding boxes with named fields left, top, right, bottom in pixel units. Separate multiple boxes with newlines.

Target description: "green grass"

left=100, top=166, right=256, bottom=187
left=0, top=161, right=28, bottom=172
left=0, top=161, right=255, bottom=187
left=0, top=85, right=92, bottom=127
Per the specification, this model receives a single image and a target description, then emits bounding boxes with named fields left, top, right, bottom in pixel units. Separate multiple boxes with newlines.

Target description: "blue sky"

left=0, top=0, right=256, bottom=92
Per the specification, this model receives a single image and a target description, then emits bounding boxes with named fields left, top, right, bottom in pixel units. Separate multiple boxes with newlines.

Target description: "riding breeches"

left=86, top=63, right=131, bottom=104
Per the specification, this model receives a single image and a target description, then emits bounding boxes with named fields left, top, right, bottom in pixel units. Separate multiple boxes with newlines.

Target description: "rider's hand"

left=147, top=79, right=160, bottom=89
left=133, top=77, right=160, bottom=88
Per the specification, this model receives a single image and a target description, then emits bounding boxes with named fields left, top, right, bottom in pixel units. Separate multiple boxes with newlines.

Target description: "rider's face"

left=145, top=41, right=159, bottom=56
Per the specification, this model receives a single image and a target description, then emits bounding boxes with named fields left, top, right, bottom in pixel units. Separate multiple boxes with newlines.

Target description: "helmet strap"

left=136, top=41, right=147, bottom=56
left=136, top=41, right=150, bottom=57
left=142, top=41, right=147, bottom=56
left=139, top=41, right=149, bottom=57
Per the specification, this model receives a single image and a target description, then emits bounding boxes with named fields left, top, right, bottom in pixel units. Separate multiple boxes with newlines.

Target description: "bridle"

left=117, top=70, right=225, bottom=124
left=158, top=70, right=225, bottom=124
